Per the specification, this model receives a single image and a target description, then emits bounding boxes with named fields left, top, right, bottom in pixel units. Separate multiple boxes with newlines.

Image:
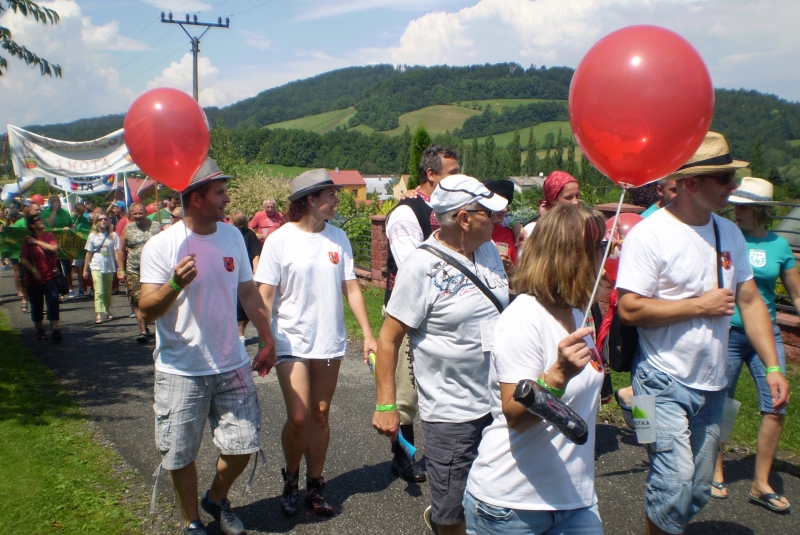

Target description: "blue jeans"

left=726, top=325, right=787, bottom=415
left=632, top=360, right=725, bottom=534
left=463, top=491, right=603, bottom=535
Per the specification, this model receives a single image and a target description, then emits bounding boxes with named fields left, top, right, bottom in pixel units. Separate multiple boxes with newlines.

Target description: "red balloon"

left=30, top=193, right=45, bottom=205
left=123, top=88, right=209, bottom=192
left=569, top=25, right=714, bottom=188
left=603, top=213, right=644, bottom=282
left=146, top=203, right=157, bottom=215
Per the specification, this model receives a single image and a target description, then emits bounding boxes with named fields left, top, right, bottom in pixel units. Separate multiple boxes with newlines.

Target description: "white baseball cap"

left=430, top=174, right=508, bottom=213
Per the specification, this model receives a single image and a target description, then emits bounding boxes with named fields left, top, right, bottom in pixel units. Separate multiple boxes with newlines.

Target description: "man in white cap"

left=373, top=174, right=509, bottom=535
left=139, top=158, right=276, bottom=535
left=617, top=132, right=790, bottom=535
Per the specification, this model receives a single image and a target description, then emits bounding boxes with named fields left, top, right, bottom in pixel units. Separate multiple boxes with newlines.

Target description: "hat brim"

left=727, top=194, right=779, bottom=206
left=667, top=160, right=749, bottom=181
left=181, top=174, right=232, bottom=194
left=477, top=194, right=508, bottom=212
left=288, top=183, right=342, bottom=202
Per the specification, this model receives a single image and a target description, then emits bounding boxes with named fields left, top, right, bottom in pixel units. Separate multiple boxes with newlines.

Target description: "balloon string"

left=180, top=194, right=191, bottom=255
left=580, top=187, right=627, bottom=329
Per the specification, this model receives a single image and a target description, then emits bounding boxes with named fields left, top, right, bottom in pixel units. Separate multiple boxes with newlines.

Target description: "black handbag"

left=55, top=262, right=70, bottom=295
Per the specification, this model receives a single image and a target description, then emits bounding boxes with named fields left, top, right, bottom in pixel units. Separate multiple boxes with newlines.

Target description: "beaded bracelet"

left=376, top=404, right=398, bottom=412
left=765, top=366, right=784, bottom=375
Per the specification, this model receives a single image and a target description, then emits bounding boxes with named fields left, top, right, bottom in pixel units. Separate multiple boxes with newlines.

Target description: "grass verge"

left=0, top=311, right=145, bottom=534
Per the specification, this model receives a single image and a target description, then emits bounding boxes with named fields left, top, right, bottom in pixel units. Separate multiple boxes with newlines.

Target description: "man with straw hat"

left=616, top=132, right=790, bottom=535
left=138, top=158, right=276, bottom=535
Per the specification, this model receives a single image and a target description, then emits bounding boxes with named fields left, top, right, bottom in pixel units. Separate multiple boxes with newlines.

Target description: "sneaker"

left=305, top=475, right=335, bottom=517
left=280, top=468, right=299, bottom=516
left=423, top=506, right=440, bottom=534
left=183, top=520, right=207, bottom=535
left=128, top=312, right=137, bottom=318
left=145, top=327, right=155, bottom=338
left=51, top=329, right=62, bottom=342
left=136, top=334, right=148, bottom=344
left=35, top=329, right=48, bottom=341
left=78, top=289, right=85, bottom=296
left=200, top=490, right=245, bottom=535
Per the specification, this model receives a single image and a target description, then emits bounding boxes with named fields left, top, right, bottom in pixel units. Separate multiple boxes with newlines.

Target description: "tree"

left=525, top=127, right=538, bottom=176
left=397, top=125, right=411, bottom=174
left=484, top=133, right=496, bottom=180
left=209, top=118, right=244, bottom=175
left=553, top=128, right=564, bottom=170
left=1, top=0, right=62, bottom=77
left=751, top=137, right=766, bottom=178
left=565, top=139, right=576, bottom=176
left=469, top=134, right=480, bottom=177
left=509, top=130, right=521, bottom=176
left=407, top=125, right=431, bottom=190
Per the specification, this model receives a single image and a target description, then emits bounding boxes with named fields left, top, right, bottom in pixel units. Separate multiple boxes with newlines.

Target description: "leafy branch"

left=0, top=0, right=62, bottom=77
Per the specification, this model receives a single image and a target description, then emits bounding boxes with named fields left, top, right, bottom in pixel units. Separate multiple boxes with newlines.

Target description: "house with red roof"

left=328, top=168, right=366, bottom=202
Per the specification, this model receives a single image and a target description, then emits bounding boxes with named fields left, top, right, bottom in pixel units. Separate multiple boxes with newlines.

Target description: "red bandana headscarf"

left=539, top=171, right=578, bottom=215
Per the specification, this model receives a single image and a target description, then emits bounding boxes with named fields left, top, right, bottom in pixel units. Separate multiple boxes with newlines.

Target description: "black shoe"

left=391, top=442, right=426, bottom=482
left=51, top=329, right=62, bottom=342
left=280, top=468, right=299, bottom=516
left=305, top=476, right=335, bottom=517
left=200, top=490, right=245, bottom=535
left=136, top=333, right=148, bottom=344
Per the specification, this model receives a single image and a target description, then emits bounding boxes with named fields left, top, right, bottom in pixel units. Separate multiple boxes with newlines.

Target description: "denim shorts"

left=463, top=490, right=603, bottom=535
left=154, top=364, right=261, bottom=470
left=726, top=325, right=787, bottom=415
left=632, top=360, right=725, bottom=535
left=422, top=413, right=492, bottom=525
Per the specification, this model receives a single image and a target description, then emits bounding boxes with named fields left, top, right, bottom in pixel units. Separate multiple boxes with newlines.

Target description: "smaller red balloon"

left=30, top=193, right=45, bottom=205
left=604, top=213, right=644, bottom=282
left=146, top=203, right=157, bottom=215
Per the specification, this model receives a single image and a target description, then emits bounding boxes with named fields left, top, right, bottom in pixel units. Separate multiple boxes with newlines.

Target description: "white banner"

left=6, top=124, right=138, bottom=194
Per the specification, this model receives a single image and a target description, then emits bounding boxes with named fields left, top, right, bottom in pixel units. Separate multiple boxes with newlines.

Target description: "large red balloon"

left=569, top=25, right=714, bottom=188
left=123, top=88, right=209, bottom=192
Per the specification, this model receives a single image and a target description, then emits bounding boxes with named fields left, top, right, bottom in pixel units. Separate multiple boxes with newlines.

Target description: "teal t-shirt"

left=731, top=231, right=796, bottom=328
left=640, top=203, right=658, bottom=218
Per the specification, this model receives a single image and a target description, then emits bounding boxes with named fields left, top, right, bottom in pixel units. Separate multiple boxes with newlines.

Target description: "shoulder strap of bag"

left=418, top=243, right=505, bottom=313
left=712, top=217, right=723, bottom=289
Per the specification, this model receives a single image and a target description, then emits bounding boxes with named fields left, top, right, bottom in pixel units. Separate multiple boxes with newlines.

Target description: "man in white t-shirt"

left=383, top=145, right=460, bottom=483
left=373, top=174, right=509, bottom=535
left=139, top=159, right=276, bottom=535
left=617, top=132, right=789, bottom=535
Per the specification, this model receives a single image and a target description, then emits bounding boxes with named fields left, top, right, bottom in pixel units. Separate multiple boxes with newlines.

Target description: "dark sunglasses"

left=701, top=173, right=735, bottom=186
left=464, top=208, right=494, bottom=218
left=97, top=217, right=108, bottom=221
left=171, top=214, right=182, bottom=219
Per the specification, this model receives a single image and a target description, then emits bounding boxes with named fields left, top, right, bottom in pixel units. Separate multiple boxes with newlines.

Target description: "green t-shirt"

left=731, top=231, right=796, bottom=328
left=148, top=208, right=172, bottom=227
left=11, top=217, right=27, bottom=228
left=41, top=207, right=74, bottom=229
left=74, top=217, right=92, bottom=234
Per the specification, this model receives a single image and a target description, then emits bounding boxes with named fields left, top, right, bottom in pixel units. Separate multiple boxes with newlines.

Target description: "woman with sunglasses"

left=84, top=213, right=120, bottom=324
left=464, top=204, right=607, bottom=535
left=20, top=214, right=61, bottom=341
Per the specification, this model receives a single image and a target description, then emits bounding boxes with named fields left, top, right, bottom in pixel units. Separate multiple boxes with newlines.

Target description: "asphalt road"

left=1, top=269, right=798, bottom=534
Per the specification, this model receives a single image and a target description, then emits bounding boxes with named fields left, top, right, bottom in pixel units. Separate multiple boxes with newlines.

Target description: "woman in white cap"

left=255, top=169, right=377, bottom=517
left=712, top=177, right=796, bottom=512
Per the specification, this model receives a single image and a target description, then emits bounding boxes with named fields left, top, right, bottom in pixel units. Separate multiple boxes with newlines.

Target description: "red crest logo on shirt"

left=720, top=251, right=732, bottom=270
left=223, top=257, right=235, bottom=272
left=328, top=252, right=339, bottom=265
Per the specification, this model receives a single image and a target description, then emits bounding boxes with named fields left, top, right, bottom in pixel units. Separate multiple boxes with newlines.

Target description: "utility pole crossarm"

left=160, top=11, right=230, bottom=102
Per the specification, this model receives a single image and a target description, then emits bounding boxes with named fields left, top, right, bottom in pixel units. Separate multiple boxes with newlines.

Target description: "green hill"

left=266, top=107, right=357, bottom=134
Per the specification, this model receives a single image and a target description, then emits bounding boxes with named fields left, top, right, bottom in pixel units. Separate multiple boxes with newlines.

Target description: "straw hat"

left=666, top=131, right=748, bottom=180
left=728, top=177, right=778, bottom=205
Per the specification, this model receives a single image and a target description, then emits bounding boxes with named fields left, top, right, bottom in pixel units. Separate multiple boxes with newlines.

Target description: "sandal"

left=21, top=301, right=27, bottom=313
left=711, top=481, right=728, bottom=499
left=748, top=491, right=790, bottom=513
left=95, top=315, right=102, bottom=324
left=280, top=469, right=299, bottom=516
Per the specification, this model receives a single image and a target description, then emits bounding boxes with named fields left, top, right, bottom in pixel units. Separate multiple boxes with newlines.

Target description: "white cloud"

left=240, top=30, right=272, bottom=51
left=294, top=0, right=447, bottom=21
left=141, top=0, right=212, bottom=12
left=146, top=53, right=225, bottom=106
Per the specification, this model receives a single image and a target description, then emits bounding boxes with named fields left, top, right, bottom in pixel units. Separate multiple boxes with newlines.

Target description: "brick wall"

left=370, top=215, right=388, bottom=289
left=778, top=313, right=800, bottom=365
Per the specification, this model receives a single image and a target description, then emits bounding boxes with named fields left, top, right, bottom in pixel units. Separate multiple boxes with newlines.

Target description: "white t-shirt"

left=386, top=233, right=509, bottom=423
left=467, top=294, right=603, bottom=510
left=140, top=222, right=252, bottom=376
left=617, top=210, right=753, bottom=390
left=85, top=232, right=119, bottom=273
left=253, top=222, right=356, bottom=358
left=386, top=204, right=426, bottom=265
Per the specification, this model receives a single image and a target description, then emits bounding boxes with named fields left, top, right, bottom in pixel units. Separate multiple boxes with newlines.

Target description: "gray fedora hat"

left=288, top=169, right=340, bottom=202
left=182, top=158, right=232, bottom=193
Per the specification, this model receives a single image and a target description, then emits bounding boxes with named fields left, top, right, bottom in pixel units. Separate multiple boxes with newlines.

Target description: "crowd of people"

left=0, top=134, right=794, bottom=535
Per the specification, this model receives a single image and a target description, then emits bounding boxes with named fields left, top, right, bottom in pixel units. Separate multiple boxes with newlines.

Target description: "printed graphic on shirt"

left=750, top=249, right=767, bottom=268
left=329, top=252, right=340, bottom=265
left=431, top=261, right=507, bottom=298
left=223, top=257, right=235, bottom=272
left=721, top=251, right=732, bottom=270
left=589, top=346, right=604, bottom=373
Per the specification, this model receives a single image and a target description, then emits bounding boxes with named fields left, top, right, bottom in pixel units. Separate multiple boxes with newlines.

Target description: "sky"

left=2, top=0, right=800, bottom=131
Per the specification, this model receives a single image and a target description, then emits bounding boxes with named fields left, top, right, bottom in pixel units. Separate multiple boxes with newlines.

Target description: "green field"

left=236, top=163, right=311, bottom=178
left=789, top=139, right=800, bottom=147
left=382, top=105, right=480, bottom=136
left=476, top=120, right=573, bottom=147
left=458, top=98, right=565, bottom=112
left=265, top=107, right=357, bottom=134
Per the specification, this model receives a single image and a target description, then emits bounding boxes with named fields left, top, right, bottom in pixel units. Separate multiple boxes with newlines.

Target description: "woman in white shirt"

left=465, top=204, right=607, bottom=535
left=83, top=214, right=119, bottom=324
left=255, top=169, right=377, bottom=518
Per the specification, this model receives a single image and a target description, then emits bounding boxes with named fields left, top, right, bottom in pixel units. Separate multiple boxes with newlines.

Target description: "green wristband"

left=168, top=277, right=183, bottom=292
left=765, top=366, right=784, bottom=375
left=376, top=404, right=398, bottom=412
left=258, top=341, right=266, bottom=348
left=537, top=377, right=565, bottom=398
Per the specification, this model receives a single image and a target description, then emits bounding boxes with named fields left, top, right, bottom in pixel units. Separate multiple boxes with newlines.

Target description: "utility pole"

left=160, top=12, right=229, bottom=102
